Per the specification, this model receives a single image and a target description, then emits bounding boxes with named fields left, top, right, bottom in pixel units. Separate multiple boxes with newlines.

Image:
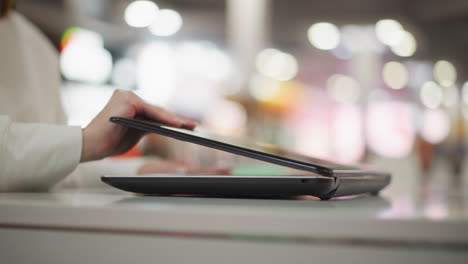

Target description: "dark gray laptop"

left=102, top=117, right=391, bottom=200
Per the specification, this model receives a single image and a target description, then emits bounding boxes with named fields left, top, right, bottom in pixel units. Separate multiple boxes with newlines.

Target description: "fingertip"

left=182, top=122, right=197, bottom=130
left=174, top=118, right=185, bottom=127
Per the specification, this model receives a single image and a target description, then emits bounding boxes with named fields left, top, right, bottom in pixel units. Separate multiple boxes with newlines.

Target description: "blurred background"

left=16, top=0, right=468, bottom=207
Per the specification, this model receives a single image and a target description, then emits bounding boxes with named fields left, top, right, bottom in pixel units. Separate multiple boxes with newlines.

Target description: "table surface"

left=0, top=187, right=467, bottom=250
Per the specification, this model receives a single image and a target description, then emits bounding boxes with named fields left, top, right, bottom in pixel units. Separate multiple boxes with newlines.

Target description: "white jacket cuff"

left=0, top=116, right=82, bottom=191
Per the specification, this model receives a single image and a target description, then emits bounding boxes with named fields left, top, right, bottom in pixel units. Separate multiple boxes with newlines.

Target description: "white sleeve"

left=53, top=158, right=144, bottom=190
left=0, top=116, right=82, bottom=191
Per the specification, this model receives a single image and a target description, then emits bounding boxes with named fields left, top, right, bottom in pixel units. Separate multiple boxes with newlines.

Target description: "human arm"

left=0, top=90, right=195, bottom=191
left=0, top=115, right=82, bottom=191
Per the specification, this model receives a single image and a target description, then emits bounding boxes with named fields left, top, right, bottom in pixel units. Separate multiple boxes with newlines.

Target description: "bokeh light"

left=295, top=122, right=333, bottom=160
left=124, top=0, right=159, bottom=28
left=203, top=99, right=247, bottom=136
left=165, top=41, right=234, bottom=116
left=420, top=81, right=443, bottom=109
left=367, top=101, right=415, bottom=158
left=333, top=104, right=365, bottom=163
left=375, top=19, right=404, bottom=46
left=255, top=48, right=298, bottom=81
left=420, top=108, right=450, bottom=144
left=382, top=61, right=408, bottom=90
left=136, top=42, right=176, bottom=106
left=60, top=29, right=112, bottom=84
left=249, top=74, right=280, bottom=102
left=433, top=60, right=457, bottom=87
left=149, top=9, right=183, bottom=36
left=326, top=74, right=361, bottom=103
left=60, top=27, right=81, bottom=51
left=176, top=42, right=233, bottom=82
left=307, top=22, right=340, bottom=50
left=390, top=31, right=417, bottom=57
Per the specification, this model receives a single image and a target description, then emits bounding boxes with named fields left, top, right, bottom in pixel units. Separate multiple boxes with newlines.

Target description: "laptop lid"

left=110, top=117, right=387, bottom=178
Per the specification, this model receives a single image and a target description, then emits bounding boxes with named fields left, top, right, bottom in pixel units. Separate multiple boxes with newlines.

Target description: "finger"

left=181, top=120, right=196, bottom=130
left=142, top=102, right=196, bottom=130
left=177, top=115, right=196, bottom=130
left=142, top=103, right=182, bottom=126
left=176, top=116, right=198, bottom=130
left=129, top=93, right=196, bottom=129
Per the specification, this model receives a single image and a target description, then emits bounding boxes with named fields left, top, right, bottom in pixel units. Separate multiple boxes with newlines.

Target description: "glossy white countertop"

left=0, top=187, right=467, bottom=250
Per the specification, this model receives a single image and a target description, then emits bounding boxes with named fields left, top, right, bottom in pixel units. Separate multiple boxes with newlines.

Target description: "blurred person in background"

left=0, top=0, right=206, bottom=191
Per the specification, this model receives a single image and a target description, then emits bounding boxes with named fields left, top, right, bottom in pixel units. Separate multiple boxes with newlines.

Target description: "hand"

left=81, top=90, right=195, bottom=162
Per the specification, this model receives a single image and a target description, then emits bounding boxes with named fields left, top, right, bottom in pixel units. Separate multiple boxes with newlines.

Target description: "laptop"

left=102, top=117, right=391, bottom=200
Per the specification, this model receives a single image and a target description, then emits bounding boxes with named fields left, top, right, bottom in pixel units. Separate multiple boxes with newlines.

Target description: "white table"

left=0, top=188, right=467, bottom=264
